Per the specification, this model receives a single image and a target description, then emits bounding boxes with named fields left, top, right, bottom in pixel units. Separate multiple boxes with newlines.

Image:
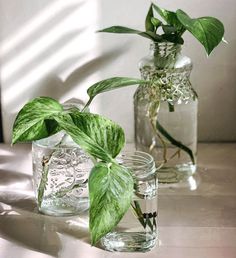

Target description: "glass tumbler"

left=101, top=151, right=158, bottom=252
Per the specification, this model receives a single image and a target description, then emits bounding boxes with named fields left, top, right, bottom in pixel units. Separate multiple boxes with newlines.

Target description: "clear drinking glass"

left=32, top=132, right=93, bottom=216
left=101, top=151, right=158, bottom=252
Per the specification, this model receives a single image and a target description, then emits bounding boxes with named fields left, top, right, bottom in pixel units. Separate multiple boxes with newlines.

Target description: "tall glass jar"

left=32, top=131, right=93, bottom=216
left=134, top=42, right=198, bottom=184
left=101, top=151, right=158, bottom=252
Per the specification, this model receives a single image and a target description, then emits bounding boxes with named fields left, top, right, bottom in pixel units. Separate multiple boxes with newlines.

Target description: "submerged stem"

left=37, top=134, right=68, bottom=208
left=147, top=97, right=195, bottom=165
left=168, top=102, right=175, bottom=112
left=37, top=156, right=51, bottom=208
left=131, top=201, right=156, bottom=232
left=156, top=120, right=195, bottom=164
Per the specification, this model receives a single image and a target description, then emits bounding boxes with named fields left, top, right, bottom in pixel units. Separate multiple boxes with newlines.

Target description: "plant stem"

left=130, top=201, right=156, bottom=232
left=54, top=180, right=88, bottom=198
left=147, top=95, right=194, bottom=165
left=168, top=102, right=175, bottom=112
left=37, top=156, right=51, bottom=208
left=37, top=134, right=68, bottom=208
left=156, top=120, right=195, bottom=164
left=82, top=97, right=94, bottom=112
left=131, top=201, right=146, bottom=228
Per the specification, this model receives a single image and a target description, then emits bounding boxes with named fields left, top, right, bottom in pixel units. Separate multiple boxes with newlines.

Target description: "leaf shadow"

left=64, top=44, right=133, bottom=91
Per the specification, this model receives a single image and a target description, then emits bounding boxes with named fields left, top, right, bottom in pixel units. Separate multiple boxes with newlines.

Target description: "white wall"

left=0, top=0, right=101, bottom=142
left=1, top=0, right=235, bottom=143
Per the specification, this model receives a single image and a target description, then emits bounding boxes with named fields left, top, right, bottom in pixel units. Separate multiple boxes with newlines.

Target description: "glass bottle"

left=32, top=131, right=93, bottom=216
left=101, top=151, right=158, bottom=252
left=134, top=42, right=198, bottom=184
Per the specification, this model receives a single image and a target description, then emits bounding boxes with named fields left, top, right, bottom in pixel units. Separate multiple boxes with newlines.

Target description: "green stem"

left=37, top=156, right=51, bottom=208
left=131, top=201, right=156, bottom=232
left=54, top=180, right=88, bottom=198
left=149, top=117, right=168, bottom=164
left=37, top=134, right=68, bottom=208
left=131, top=201, right=146, bottom=228
left=168, top=102, right=175, bottom=112
left=156, top=120, right=195, bottom=164
left=82, top=97, right=94, bottom=112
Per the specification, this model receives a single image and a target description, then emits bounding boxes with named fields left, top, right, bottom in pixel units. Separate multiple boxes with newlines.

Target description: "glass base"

left=38, top=197, right=89, bottom=216
left=157, top=163, right=196, bottom=184
left=100, top=232, right=157, bottom=252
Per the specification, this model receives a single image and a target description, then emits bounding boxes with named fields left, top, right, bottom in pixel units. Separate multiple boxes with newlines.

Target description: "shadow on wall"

left=1, top=0, right=133, bottom=143
left=2, top=2, right=86, bottom=66
left=3, top=1, right=87, bottom=109
left=8, top=45, right=132, bottom=125
left=64, top=46, right=131, bottom=91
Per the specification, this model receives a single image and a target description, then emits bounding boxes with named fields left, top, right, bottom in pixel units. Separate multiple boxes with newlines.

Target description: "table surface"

left=0, top=143, right=236, bottom=258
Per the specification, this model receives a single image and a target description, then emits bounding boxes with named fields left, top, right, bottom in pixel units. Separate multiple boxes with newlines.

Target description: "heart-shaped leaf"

left=54, top=114, right=113, bottom=162
left=12, top=97, right=63, bottom=144
left=69, top=112, right=125, bottom=158
left=89, top=162, right=133, bottom=245
left=176, top=10, right=224, bottom=55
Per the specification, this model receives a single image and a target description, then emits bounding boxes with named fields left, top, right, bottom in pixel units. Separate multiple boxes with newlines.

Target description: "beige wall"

left=1, top=0, right=235, bottom=143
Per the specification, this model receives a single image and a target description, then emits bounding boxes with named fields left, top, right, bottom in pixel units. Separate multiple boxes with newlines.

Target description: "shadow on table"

left=0, top=169, right=91, bottom=257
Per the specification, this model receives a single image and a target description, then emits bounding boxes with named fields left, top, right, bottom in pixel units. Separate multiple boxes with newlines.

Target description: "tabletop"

left=0, top=143, right=236, bottom=258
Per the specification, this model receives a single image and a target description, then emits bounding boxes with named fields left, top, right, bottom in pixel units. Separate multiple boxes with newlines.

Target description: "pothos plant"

left=98, top=3, right=225, bottom=55
left=98, top=3, right=225, bottom=169
left=12, top=77, right=153, bottom=245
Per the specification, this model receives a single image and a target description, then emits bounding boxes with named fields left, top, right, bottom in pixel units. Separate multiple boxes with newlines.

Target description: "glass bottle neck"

left=150, top=42, right=181, bottom=57
left=149, top=42, right=182, bottom=69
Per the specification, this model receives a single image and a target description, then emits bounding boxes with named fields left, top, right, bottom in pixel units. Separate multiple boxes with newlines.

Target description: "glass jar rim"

left=32, top=140, right=80, bottom=150
left=32, top=131, right=80, bottom=150
left=117, top=150, right=155, bottom=171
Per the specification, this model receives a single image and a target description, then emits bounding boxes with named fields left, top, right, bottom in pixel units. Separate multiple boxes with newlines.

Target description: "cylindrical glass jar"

left=101, top=151, right=158, bottom=252
left=134, top=42, right=198, bottom=184
left=32, top=132, right=93, bottom=216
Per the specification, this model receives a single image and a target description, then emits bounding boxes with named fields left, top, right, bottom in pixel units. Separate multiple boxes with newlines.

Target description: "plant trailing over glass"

left=98, top=3, right=225, bottom=55
left=98, top=3, right=225, bottom=179
left=12, top=77, right=152, bottom=245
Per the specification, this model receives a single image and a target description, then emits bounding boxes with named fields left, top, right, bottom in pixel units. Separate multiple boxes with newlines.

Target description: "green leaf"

left=86, top=77, right=147, bottom=107
left=176, top=10, right=224, bottom=55
left=152, top=3, right=184, bottom=31
left=89, top=162, right=133, bottom=245
left=54, top=114, right=113, bottom=162
left=98, top=25, right=141, bottom=34
left=161, top=34, right=184, bottom=45
left=142, top=31, right=162, bottom=41
left=12, top=97, right=63, bottom=144
left=162, top=25, right=177, bottom=34
left=145, top=4, right=155, bottom=32
left=151, top=17, right=162, bottom=28
left=69, top=112, right=125, bottom=158
left=98, top=26, right=161, bottom=41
